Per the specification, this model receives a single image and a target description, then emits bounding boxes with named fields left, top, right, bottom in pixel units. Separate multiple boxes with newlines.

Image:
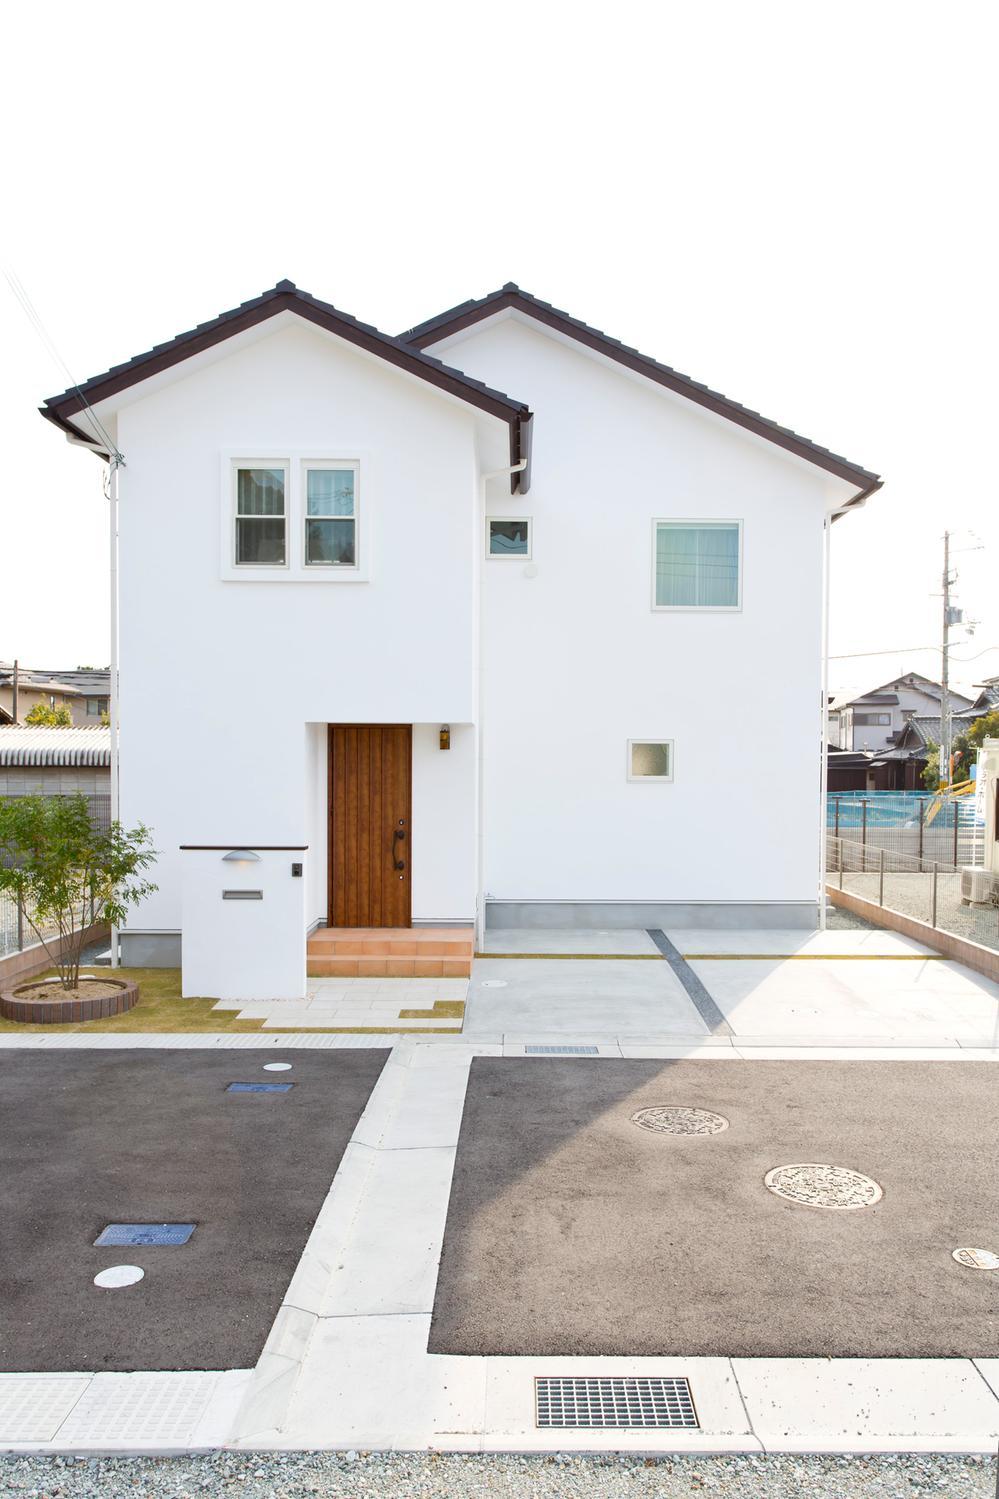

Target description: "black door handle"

left=393, top=826, right=406, bottom=871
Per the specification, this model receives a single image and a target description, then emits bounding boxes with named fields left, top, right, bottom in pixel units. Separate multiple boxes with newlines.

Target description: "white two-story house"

left=42, top=281, right=880, bottom=998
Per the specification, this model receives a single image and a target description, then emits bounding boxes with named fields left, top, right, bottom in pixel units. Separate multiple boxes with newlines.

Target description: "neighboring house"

left=0, top=663, right=111, bottom=726
left=826, top=748, right=875, bottom=793
left=0, top=725, right=111, bottom=798
left=828, top=672, right=974, bottom=752
left=866, top=679, right=999, bottom=789
left=42, top=279, right=880, bottom=993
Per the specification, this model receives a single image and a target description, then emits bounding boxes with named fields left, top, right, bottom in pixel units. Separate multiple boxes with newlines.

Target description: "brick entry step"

left=306, top=927, right=473, bottom=978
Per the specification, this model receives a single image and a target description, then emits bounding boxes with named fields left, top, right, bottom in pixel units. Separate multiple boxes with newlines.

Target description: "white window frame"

left=627, top=738, right=675, bottom=782
left=302, top=460, right=360, bottom=571
left=231, top=460, right=290, bottom=572
left=651, top=518, right=743, bottom=613
left=220, top=450, right=371, bottom=583
left=486, top=516, right=532, bottom=560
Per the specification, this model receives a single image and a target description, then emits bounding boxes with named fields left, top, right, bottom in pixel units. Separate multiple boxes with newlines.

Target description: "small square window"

left=628, top=739, right=674, bottom=781
left=653, top=520, right=741, bottom=609
left=235, top=466, right=286, bottom=566
left=305, top=465, right=357, bottom=567
left=487, top=518, right=531, bottom=558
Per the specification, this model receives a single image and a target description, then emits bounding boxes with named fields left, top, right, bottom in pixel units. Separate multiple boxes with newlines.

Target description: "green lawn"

left=0, top=968, right=266, bottom=1034
left=0, top=967, right=463, bottom=1034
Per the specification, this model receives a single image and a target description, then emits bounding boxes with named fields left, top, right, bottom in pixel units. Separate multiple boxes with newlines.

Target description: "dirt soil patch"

left=0, top=1047, right=389, bottom=1371
left=430, top=1057, right=999, bottom=1358
left=16, top=981, right=123, bottom=1001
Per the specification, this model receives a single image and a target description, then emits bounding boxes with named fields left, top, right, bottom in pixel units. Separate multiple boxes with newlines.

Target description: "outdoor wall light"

left=439, top=725, right=451, bottom=751
left=221, top=849, right=261, bottom=865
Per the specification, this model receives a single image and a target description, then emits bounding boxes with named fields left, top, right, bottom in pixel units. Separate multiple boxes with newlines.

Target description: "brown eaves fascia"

left=40, top=281, right=534, bottom=495
left=400, top=283, right=881, bottom=513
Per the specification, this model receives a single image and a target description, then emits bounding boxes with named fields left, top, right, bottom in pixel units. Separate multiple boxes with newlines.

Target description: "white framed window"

left=487, top=517, right=532, bottom=558
left=86, top=697, right=109, bottom=717
left=627, top=739, right=674, bottom=781
left=304, top=462, right=359, bottom=568
left=221, top=452, right=370, bottom=582
left=652, top=519, right=742, bottom=610
left=233, top=463, right=288, bottom=567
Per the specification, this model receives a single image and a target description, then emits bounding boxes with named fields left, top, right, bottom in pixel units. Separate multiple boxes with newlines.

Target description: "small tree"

left=24, top=702, right=72, bottom=727
left=0, top=796, right=157, bottom=990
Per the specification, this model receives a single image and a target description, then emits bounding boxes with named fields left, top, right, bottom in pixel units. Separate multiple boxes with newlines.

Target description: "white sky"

left=2, top=1, right=996, bottom=695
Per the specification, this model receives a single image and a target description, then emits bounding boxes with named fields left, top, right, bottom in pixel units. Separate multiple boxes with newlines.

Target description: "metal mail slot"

left=222, top=889, right=263, bottom=900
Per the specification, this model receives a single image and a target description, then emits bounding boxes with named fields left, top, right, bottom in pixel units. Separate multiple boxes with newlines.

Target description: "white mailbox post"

left=179, top=845, right=308, bottom=1001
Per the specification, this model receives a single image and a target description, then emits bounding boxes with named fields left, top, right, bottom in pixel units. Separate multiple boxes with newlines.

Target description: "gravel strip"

left=0, top=1452, right=994, bottom=1497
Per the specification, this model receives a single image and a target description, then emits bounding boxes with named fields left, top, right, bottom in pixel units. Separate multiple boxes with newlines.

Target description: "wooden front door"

left=329, top=725, right=412, bottom=927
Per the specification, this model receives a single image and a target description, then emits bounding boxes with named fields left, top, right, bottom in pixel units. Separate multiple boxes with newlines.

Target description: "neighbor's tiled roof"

left=0, top=664, right=110, bottom=698
left=0, top=726, right=111, bottom=767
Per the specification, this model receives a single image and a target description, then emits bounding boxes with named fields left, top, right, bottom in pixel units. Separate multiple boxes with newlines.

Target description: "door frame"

left=327, top=723, right=413, bottom=928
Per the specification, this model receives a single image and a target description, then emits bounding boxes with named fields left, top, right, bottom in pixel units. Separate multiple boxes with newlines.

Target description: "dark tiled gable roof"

left=401, top=283, right=881, bottom=511
left=41, top=282, right=534, bottom=494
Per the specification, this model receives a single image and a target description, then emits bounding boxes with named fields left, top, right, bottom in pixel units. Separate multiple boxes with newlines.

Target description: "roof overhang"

left=42, top=281, right=535, bottom=495
left=401, top=284, right=881, bottom=514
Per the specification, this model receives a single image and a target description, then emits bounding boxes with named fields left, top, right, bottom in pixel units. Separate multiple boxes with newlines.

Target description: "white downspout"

left=475, top=458, right=527, bottom=951
left=818, top=514, right=831, bottom=931
left=108, top=458, right=121, bottom=966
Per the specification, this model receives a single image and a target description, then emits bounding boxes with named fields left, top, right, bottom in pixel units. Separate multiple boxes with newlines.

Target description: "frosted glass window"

left=306, top=467, right=356, bottom=566
left=487, top=518, right=531, bottom=557
left=628, top=740, right=674, bottom=781
left=236, top=468, right=286, bottom=565
left=654, top=521, right=740, bottom=608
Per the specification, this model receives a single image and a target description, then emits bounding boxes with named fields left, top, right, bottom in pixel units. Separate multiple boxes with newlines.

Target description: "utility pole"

left=11, top=659, right=18, bottom=723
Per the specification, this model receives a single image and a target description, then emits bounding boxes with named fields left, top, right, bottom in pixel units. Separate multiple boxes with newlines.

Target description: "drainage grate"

left=525, top=1045, right=599, bottom=1056
left=94, top=1223, right=195, bottom=1247
left=226, top=1082, right=293, bottom=1093
left=536, top=1376, right=698, bottom=1429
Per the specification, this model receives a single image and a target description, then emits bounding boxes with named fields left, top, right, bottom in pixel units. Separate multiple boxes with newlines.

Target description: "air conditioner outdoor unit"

left=961, top=866, right=993, bottom=906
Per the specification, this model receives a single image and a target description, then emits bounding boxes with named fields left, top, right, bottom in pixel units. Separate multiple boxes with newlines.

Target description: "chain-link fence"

left=826, top=833, right=999, bottom=952
left=0, top=795, right=111, bottom=960
left=826, top=792, right=980, bottom=867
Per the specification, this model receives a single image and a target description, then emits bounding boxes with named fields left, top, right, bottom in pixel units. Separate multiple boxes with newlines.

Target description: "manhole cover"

left=631, top=1106, right=729, bottom=1136
left=95, top=1223, right=196, bottom=1247
left=952, top=1247, right=999, bottom=1270
left=765, top=1164, right=882, bottom=1210
left=94, top=1265, right=144, bottom=1289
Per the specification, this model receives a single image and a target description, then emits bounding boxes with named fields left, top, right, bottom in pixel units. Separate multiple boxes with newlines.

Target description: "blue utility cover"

left=95, top=1223, right=196, bottom=1247
left=226, top=1081, right=293, bottom=1093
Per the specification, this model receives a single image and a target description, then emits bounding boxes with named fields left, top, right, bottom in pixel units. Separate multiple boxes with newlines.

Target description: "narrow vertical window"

left=235, top=467, right=286, bottom=565
left=654, top=521, right=741, bottom=609
left=305, top=466, right=357, bottom=567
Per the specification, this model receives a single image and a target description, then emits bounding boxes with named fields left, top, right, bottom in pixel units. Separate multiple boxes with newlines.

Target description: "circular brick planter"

left=0, top=975, right=139, bottom=1025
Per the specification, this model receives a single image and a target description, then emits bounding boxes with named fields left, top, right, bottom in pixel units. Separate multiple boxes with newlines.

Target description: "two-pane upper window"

left=232, top=461, right=358, bottom=572
left=653, top=520, right=741, bottom=610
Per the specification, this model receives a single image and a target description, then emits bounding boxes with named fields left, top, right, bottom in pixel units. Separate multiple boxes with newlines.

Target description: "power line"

left=3, top=266, right=124, bottom=464
left=829, top=644, right=999, bottom=661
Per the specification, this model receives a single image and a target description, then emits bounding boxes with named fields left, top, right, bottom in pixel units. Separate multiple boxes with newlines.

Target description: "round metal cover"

left=631, top=1106, right=729, bottom=1136
left=263, top=1062, right=293, bottom=1072
left=952, top=1247, right=999, bottom=1271
left=94, top=1265, right=144, bottom=1289
left=765, top=1163, right=882, bottom=1210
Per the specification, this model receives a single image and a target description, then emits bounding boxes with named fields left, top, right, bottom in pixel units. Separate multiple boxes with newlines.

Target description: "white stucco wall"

left=115, top=319, right=485, bottom=937
left=108, top=300, right=853, bottom=957
left=428, top=314, right=840, bottom=908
